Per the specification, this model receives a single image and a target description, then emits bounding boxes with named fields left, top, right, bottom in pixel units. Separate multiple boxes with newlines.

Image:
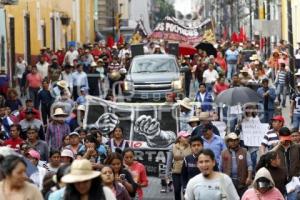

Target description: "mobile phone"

left=119, top=174, right=126, bottom=180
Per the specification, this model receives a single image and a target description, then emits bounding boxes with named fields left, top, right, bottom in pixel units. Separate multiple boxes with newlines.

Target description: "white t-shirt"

left=16, top=60, right=27, bottom=78
left=36, top=61, right=49, bottom=79
left=185, top=173, right=239, bottom=200
left=64, top=50, right=79, bottom=66
left=203, top=69, right=219, bottom=84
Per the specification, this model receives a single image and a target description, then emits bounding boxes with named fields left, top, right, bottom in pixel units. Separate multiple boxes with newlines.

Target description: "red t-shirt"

left=214, top=83, right=229, bottom=95
left=126, top=161, right=148, bottom=200
left=4, top=137, right=23, bottom=150
left=19, top=108, right=41, bottom=121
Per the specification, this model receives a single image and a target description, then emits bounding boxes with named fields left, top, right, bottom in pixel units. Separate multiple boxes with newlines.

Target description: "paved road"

left=144, top=177, right=173, bottom=200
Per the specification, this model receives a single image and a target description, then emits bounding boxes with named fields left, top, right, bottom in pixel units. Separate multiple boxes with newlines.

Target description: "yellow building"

left=4, top=0, right=95, bottom=65
left=281, top=0, right=300, bottom=49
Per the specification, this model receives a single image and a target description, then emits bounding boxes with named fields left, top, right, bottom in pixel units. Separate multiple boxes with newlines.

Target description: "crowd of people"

left=0, top=38, right=299, bottom=200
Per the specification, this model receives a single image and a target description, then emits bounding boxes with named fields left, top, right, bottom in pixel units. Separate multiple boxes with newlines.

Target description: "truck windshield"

left=131, top=58, right=177, bottom=73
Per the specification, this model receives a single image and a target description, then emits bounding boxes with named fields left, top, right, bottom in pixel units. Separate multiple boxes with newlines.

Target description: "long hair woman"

left=62, top=159, right=116, bottom=200
left=0, top=155, right=43, bottom=200
left=104, top=152, right=138, bottom=198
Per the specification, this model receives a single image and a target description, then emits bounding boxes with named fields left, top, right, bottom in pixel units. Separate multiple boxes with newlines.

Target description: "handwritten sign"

left=241, top=121, right=269, bottom=147
left=212, top=121, right=227, bottom=139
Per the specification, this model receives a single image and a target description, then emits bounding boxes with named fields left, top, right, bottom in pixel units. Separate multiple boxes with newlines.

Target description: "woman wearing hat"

left=166, top=131, right=191, bottom=200
left=62, top=159, right=116, bottom=200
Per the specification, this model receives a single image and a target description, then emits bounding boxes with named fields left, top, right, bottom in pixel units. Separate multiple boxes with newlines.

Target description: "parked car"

left=123, top=54, right=185, bottom=101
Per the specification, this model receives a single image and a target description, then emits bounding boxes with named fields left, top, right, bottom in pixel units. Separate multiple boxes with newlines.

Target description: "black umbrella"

left=195, top=42, right=217, bottom=57
left=215, top=87, right=262, bottom=106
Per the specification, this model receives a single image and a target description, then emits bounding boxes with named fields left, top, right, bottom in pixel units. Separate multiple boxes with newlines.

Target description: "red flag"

left=106, top=35, right=114, bottom=48
left=222, top=27, right=228, bottom=41
left=231, top=32, right=239, bottom=43
left=118, top=34, right=124, bottom=45
left=239, top=27, right=247, bottom=42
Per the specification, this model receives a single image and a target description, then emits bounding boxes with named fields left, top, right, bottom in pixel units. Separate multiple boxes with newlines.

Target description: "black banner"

left=84, top=96, right=179, bottom=176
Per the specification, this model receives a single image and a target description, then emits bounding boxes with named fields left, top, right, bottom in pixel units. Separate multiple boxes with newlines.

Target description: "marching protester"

left=1, top=16, right=300, bottom=200
left=220, top=132, right=253, bottom=197
left=242, top=167, right=285, bottom=200
left=166, top=131, right=191, bottom=200
left=184, top=149, right=239, bottom=200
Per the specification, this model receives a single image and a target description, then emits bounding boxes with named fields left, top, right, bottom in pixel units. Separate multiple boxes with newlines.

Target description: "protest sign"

left=84, top=96, right=179, bottom=176
left=241, top=121, right=269, bottom=147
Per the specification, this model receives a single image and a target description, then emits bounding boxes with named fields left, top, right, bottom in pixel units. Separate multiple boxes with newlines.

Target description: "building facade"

left=4, top=0, right=95, bottom=66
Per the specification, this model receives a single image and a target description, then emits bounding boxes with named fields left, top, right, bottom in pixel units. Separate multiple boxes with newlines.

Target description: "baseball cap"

left=61, top=149, right=75, bottom=159
left=27, top=149, right=40, bottom=160
left=69, top=132, right=80, bottom=137
left=272, top=115, right=284, bottom=123
left=177, top=131, right=190, bottom=138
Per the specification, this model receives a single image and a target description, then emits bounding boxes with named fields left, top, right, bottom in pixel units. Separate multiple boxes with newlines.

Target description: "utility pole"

left=249, top=0, right=253, bottom=40
left=287, top=0, right=295, bottom=89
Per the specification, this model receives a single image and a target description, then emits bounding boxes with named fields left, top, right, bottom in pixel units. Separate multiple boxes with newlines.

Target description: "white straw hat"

left=61, top=159, right=100, bottom=183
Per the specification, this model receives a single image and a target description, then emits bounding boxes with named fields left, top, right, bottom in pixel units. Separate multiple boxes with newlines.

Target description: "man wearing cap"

left=20, top=108, right=44, bottom=140
left=61, top=148, right=75, bottom=164
left=290, top=83, right=300, bottom=130
left=274, top=127, right=300, bottom=180
left=257, top=78, right=276, bottom=123
left=65, top=132, right=84, bottom=156
left=259, top=115, right=284, bottom=155
left=68, top=105, right=85, bottom=132
left=220, top=133, right=252, bottom=197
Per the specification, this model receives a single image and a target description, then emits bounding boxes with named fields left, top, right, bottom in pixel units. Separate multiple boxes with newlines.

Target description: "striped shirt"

left=261, top=129, right=279, bottom=150
left=46, top=122, right=70, bottom=150
left=277, top=70, right=287, bottom=85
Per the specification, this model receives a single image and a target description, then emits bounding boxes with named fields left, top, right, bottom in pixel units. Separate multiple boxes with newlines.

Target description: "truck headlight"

left=124, top=81, right=134, bottom=91
left=172, top=79, right=182, bottom=90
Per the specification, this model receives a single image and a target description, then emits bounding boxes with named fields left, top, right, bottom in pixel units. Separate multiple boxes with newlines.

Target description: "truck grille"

left=134, top=82, right=172, bottom=91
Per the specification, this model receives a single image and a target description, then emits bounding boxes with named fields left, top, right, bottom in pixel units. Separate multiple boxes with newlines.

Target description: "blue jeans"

left=29, top=87, right=40, bottom=109
left=172, top=173, right=182, bottom=200
left=227, top=63, right=237, bottom=80
left=263, top=110, right=274, bottom=123
left=276, top=83, right=287, bottom=106
left=292, top=113, right=300, bottom=130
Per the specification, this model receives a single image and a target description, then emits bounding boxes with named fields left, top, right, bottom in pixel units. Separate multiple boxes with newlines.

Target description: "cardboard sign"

left=241, top=121, right=269, bottom=147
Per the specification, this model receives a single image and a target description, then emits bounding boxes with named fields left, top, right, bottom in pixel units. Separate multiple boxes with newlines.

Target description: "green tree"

left=152, top=0, right=175, bottom=27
